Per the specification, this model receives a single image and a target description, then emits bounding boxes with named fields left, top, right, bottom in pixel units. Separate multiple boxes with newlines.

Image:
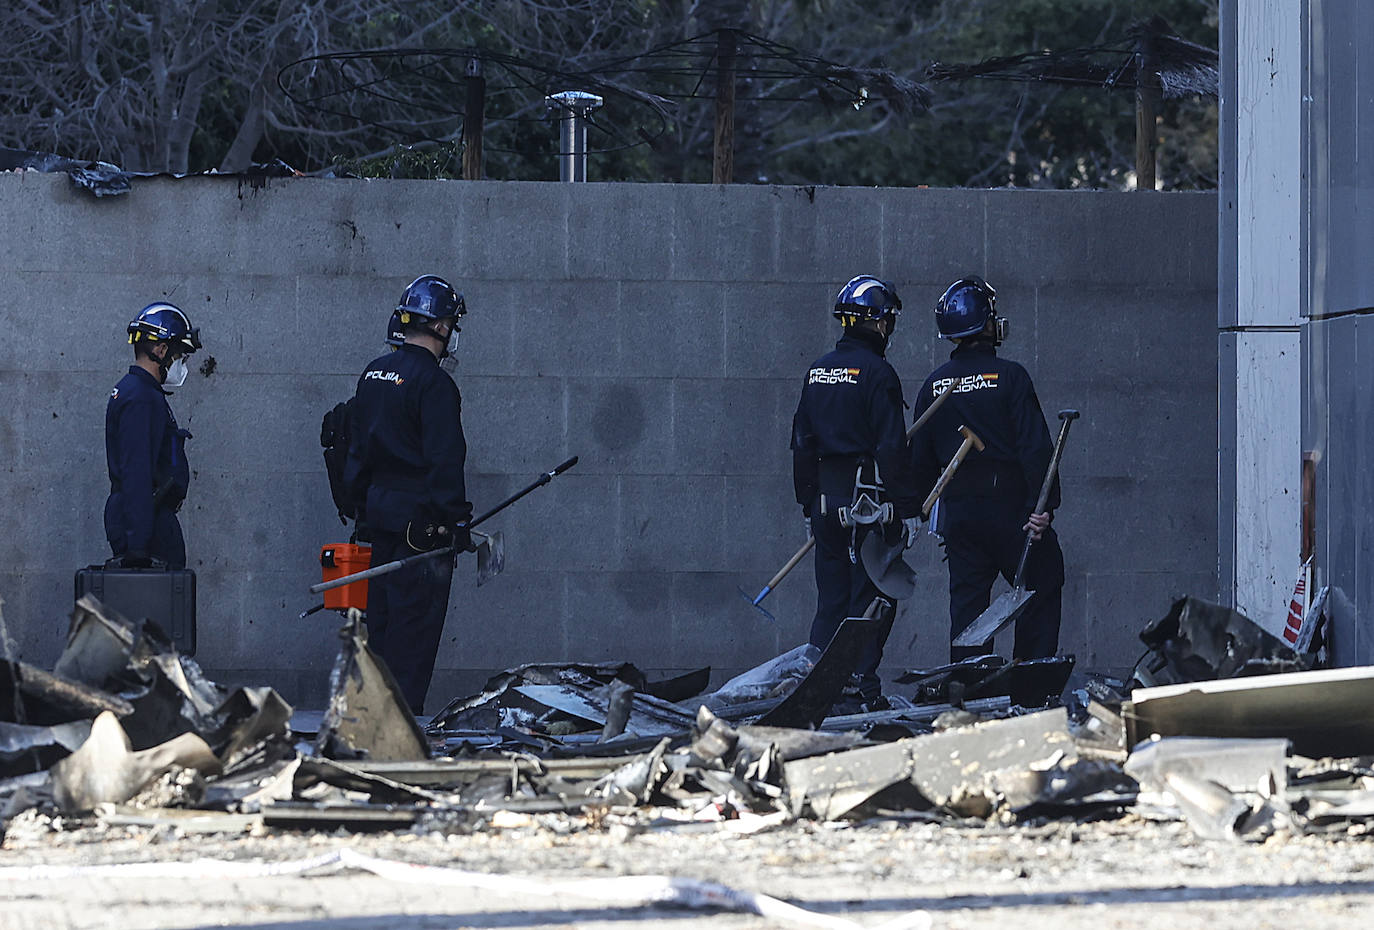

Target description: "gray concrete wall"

left=0, top=173, right=1218, bottom=705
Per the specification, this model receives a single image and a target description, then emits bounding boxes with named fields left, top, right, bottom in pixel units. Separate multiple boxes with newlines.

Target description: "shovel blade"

left=859, top=532, right=917, bottom=601
left=474, top=531, right=505, bottom=586
left=953, top=587, right=1034, bottom=647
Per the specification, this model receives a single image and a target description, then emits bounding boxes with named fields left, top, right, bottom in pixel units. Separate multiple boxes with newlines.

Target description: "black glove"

left=452, top=524, right=475, bottom=554
left=405, top=522, right=474, bottom=554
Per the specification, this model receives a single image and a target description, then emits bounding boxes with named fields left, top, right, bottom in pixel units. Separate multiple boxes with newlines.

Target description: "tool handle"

left=468, top=455, right=579, bottom=528
left=1032, top=412, right=1078, bottom=516
left=921, top=430, right=980, bottom=517
left=1013, top=410, right=1079, bottom=588
left=905, top=377, right=957, bottom=440
left=764, top=536, right=815, bottom=591
left=309, top=456, right=579, bottom=594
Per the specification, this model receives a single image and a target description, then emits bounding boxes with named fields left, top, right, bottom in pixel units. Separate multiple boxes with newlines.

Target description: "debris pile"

left=1, top=593, right=1372, bottom=847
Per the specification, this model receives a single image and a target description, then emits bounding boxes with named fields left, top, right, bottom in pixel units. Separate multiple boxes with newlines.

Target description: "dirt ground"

left=2, top=812, right=1373, bottom=930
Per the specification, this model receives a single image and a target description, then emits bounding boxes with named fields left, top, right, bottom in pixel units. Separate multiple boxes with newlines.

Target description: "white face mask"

left=164, top=357, right=188, bottom=388
left=440, top=328, right=461, bottom=372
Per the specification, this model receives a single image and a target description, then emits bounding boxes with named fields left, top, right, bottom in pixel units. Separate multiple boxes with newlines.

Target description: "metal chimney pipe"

left=545, top=90, right=604, bottom=182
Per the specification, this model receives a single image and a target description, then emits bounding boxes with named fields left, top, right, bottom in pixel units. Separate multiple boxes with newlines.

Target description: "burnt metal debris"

left=3, top=593, right=1374, bottom=847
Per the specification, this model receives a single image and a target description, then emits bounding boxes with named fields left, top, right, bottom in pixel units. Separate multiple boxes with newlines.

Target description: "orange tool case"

left=319, top=543, right=371, bottom=611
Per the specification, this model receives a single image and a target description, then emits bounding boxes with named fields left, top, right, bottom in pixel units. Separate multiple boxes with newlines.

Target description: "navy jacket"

left=910, top=341, right=1058, bottom=515
left=104, top=366, right=190, bottom=555
left=791, top=328, right=919, bottom=518
left=343, top=344, right=471, bottom=534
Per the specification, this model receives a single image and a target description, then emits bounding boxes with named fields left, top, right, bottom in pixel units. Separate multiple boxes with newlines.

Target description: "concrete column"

left=1219, top=0, right=1304, bottom=634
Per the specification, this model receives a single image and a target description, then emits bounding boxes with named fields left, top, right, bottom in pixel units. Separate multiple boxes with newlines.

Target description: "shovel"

left=743, top=376, right=960, bottom=620
left=953, top=409, right=1079, bottom=648
left=859, top=424, right=985, bottom=599
left=471, top=530, right=505, bottom=586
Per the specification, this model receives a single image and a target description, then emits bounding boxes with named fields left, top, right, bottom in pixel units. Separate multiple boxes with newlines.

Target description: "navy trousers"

left=942, top=497, right=1064, bottom=663
left=104, top=501, right=187, bottom=570
left=808, top=501, right=896, bottom=700
left=364, top=528, right=456, bottom=714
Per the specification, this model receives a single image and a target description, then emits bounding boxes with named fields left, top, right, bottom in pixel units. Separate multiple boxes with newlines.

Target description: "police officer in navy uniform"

left=791, top=276, right=922, bottom=709
left=105, top=303, right=201, bottom=569
left=910, top=276, right=1064, bottom=662
left=343, top=275, right=474, bottom=714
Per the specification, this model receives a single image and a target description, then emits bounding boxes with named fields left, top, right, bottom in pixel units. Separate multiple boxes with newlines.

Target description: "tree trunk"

left=713, top=28, right=737, bottom=184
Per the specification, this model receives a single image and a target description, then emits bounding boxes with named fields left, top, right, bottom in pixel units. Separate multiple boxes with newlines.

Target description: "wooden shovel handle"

left=922, top=426, right=985, bottom=517
left=1013, top=409, right=1080, bottom=588
left=906, top=376, right=957, bottom=440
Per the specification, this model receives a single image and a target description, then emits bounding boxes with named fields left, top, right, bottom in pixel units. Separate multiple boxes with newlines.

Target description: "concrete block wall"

left=0, top=172, right=1218, bottom=705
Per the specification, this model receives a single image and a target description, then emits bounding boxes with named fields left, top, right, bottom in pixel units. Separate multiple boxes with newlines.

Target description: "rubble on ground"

left=0, top=593, right=1367, bottom=850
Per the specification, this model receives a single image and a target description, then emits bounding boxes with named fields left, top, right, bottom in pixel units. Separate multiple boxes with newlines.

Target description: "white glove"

left=902, top=516, right=921, bottom=549
left=804, top=514, right=814, bottom=541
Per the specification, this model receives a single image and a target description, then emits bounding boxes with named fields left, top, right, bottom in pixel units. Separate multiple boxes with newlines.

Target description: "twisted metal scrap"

left=927, top=16, right=1217, bottom=100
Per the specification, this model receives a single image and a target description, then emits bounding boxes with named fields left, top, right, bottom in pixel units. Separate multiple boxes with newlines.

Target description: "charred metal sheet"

left=819, top=695, right=1011, bottom=731
left=1012, top=758, right=1137, bottom=814
left=209, top=686, right=294, bottom=769
left=316, top=615, right=428, bottom=762
left=644, top=667, right=711, bottom=703
left=0, top=659, right=133, bottom=726
left=758, top=616, right=875, bottom=728
left=201, top=757, right=301, bottom=812
left=896, top=655, right=1004, bottom=693
left=0, top=720, right=92, bottom=777
left=1153, top=770, right=1287, bottom=841
left=593, top=737, right=672, bottom=804
left=514, top=685, right=608, bottom=726
left=699, top=644, right=820, bottom=712
left=295, top=757, right=445, bottom=805
left=50, top=711, right=221, bottom=814
left=261, top=802, right=422, bottom=831
left=898, top=655, right=1074, bottom=707
left=97, top=808, right=262, bottom=833
left=736, top=726, right=867, bottom=762
left=53, top=596, right=138, bottom=689
left=563, top=675, right=697, bottom=732
left=514, top=684, right=690, bottom=738
left=1137, top=597, right=1311, bottom=687
left=688, top=708, right=738, bottom=767
left=1293, top=790, right=1374, bottom=824
left=1125, top=737, right=1289, bottom=795
left=1074, top=700, right=1128, bottom=761
left=346, top=757, right=629, bottom=788
left=783, top=739, right=921, bottom=821
left=1125, top=666, right=1374, bottom=758
left=905, top=708, right=1077, bottom=817
left=427, top=661, right=657, bottom=732
left=1007, top=656, right=1076, bottom=707
left=599, top=679, right=635, bottom=740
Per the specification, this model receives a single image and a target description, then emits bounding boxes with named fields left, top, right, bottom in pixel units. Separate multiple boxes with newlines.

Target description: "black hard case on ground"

left=73, top=565, right=197, bottom=655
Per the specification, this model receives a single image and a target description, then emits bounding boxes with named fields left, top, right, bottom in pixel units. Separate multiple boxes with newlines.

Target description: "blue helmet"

left=934, top=276, right=1000, bottom=341
left=127, top=302, right=201, bottom=355
left=396, top=275, right=465, bottom=327
left=386, top=310, right=405, bottom=347
left=833, top=275, right=902, bottom=326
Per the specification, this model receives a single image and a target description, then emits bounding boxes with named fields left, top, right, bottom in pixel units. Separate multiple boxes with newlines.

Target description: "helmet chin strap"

left=425, top=320, right=460, bottom=358
left=143, top=342, right=172, bottom=383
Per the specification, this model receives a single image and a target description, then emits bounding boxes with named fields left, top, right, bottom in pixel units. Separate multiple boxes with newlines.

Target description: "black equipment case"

left=74, top=565, right=197, bottom=655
